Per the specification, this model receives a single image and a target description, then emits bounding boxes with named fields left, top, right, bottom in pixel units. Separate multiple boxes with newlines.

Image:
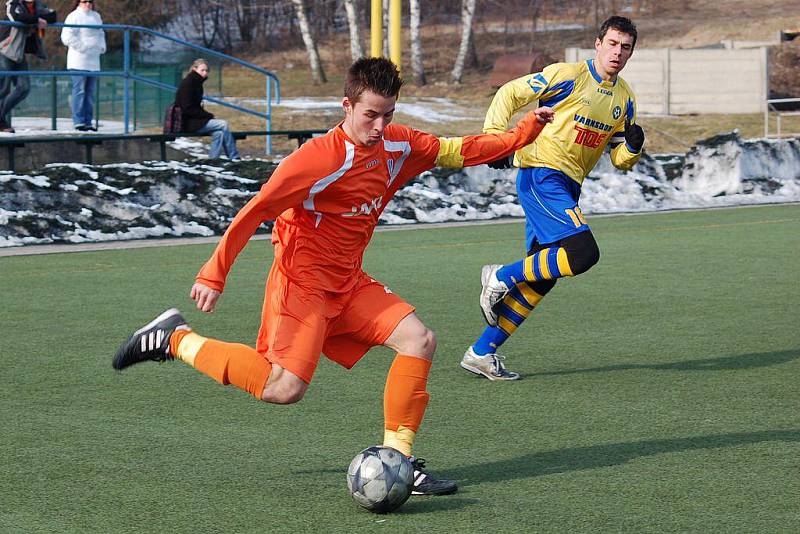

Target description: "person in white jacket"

left=61, top=0, right=105, bottom=131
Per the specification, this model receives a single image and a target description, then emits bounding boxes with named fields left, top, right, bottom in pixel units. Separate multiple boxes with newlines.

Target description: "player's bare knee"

left=261, top=374, right=308, bottom=404
left=276, top=386, right=306, bottom=404
left=263, top=384, right=306, bottom=404
left=384, top=313, right=436, bottom=359
left=390, top=326, right=435, bottom=360
left=402, top=325, right=436, bottom=359
left=420, top=327, right=437, bottom=359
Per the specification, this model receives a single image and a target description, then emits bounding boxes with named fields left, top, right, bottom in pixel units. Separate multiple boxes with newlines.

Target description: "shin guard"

left=383, top=354, right=431, bottom=456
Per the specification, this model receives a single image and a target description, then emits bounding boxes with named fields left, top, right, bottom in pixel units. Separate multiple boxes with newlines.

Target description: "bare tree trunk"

left=382, top=0, right=390, bottom=57
left=234, top=0, right=263, bottom=45
left=409, top=0, right=426, bottom=85
left=595, top=0, right=599, bottom=29
left=186, top=0, right=221, bottom=49
left=528, top=0, right=542, bottom=54
left=503, top=8, right=510, bottom=50
left=343, top=0, right=364, bottom=60
left=291, top=0, right=327, bottom=84
left=451, top=0, right=477, bottom=83
left=467, top=33, right=479, bottom=68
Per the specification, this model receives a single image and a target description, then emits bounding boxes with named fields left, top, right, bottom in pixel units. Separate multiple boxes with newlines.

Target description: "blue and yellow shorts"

left=516, top=166, right=589, bottom=249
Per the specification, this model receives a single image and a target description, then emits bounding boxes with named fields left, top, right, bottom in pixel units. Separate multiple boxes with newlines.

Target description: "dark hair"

left=344, top=57, right=404, bottom=103
left=598, top=16, right=637, bottom=48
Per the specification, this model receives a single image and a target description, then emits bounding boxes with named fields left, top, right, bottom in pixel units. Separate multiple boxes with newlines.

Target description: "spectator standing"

left=175, top=59, right=240, bottom=160
left=61, top=0, right=106, bottom=131
left=0, top=0, right=57, bottom=133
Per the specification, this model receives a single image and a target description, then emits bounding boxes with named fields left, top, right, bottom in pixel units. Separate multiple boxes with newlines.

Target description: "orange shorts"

left=255, top=263, right=415, bottom=384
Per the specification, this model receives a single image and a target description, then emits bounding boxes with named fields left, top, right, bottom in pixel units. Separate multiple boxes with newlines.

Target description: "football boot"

left=113, top=308, right=189, bottom=370
left=479, top=264, right=508, bottom=326
left=410, top=457, right=458, bottom=496
left=460, top=346, right=520, bottom=381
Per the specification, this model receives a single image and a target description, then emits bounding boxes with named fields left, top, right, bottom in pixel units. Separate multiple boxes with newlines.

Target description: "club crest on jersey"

left=612, top=106, right=622, bottom=119
left=365, top=159, right=379, bottom=169
left=526, top=73, right=547, bottom=93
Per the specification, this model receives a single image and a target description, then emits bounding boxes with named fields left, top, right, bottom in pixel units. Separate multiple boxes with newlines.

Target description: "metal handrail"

left=764, top=97, right=800, bottom=138
left=0, top=20, right=281, bottom=153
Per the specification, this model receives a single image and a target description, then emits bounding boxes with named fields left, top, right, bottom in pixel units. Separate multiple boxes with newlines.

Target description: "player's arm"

left=609, top=97, right=644, bottom=171
left=192, top=146, right=327, bottom=310
left=484, top=67, right=561, bottom=168
left=484, top=75, right=543, bottom=134
left=435, top=107, right=554, bottom=169
left=390, top=108, right=554, bottom=190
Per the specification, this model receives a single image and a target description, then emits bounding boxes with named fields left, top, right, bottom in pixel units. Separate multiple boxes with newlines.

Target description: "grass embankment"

left=210, top=0, right=798, bottom=156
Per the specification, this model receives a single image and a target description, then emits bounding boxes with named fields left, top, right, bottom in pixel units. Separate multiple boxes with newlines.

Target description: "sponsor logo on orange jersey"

left=342, top=195, right=383, bottom=217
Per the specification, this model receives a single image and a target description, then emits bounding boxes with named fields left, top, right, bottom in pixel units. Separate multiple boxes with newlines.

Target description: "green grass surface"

left=2, top=204, right=799, bottom=532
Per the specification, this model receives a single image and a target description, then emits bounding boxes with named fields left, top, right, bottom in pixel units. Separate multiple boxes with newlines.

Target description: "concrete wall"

left=564, top=47, right=769, bottom=115
left=0, top=138, right=186, bottom=173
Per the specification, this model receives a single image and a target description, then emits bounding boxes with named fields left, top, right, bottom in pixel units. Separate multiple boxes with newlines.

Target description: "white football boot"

left=460, top=346, right=520, bottom=381
left=479, top=264, right=509, bottom=326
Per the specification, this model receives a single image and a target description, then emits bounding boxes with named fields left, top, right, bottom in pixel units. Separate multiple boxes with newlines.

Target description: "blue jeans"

left=70, top=74, right=97, bottom=127
left=196, top=118, right=240, bottom=159
left=0, top=55, right=31, bottom=125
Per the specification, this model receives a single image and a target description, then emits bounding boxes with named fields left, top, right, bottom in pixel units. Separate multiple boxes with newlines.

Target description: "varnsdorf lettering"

left=573, top=114, right=613, bottom=132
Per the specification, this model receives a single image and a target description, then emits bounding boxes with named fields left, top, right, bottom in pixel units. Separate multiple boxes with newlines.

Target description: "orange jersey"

left=196, top=116, right=546, bottom=293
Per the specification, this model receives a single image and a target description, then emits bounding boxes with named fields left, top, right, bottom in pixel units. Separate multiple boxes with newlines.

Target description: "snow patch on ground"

left=1, top=131, right=798, bottom=248
left=229, top=96, right=482, bottom=123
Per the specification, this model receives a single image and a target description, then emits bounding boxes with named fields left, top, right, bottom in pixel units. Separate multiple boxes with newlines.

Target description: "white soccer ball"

left=347, top=446, right=414, bottom=513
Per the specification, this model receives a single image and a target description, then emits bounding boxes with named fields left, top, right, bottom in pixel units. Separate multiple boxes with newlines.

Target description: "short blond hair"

left=191, top=58, right=209, bottom=70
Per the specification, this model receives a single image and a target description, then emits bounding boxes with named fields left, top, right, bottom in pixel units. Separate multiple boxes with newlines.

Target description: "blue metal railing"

left=0, top=21, right=281, bottom=153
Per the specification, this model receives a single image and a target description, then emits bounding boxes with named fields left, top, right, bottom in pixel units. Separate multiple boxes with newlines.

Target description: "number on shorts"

left=565, top=206, right=587, bottom=228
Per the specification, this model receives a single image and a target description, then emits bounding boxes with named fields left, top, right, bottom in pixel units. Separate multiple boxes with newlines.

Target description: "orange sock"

left=170, top=329, right=271, bottom=399
left=383, top=354, right=431, bottom=456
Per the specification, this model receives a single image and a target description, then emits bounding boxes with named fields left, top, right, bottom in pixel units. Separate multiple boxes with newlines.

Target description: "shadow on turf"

left=446, top=430, right=800, bottom=486
left=400, top=497, right=478, bottom=514
left=533, top=348, right=800, bottom=376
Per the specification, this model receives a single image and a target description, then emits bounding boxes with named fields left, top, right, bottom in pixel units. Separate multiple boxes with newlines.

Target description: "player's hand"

left=487, top=156, right=512, bottom=169
left=624, top=118, right=645, bottom=152
left=190, top=282, right=221, bottom=313
left=533, top=106, right=555, bottom=124
left=508, top=106, right=554, bottom=158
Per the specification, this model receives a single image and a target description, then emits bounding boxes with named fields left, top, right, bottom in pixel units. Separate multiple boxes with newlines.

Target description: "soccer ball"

left=347, top=446, right=414, bottom=513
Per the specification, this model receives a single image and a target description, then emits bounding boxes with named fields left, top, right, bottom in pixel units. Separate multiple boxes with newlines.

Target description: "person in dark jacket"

left=175, top=58, right=239, bottom=160
left=0, top=0, right=57, bottom=132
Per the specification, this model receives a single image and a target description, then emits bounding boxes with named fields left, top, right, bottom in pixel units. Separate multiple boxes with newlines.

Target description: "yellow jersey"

left=484, top=59, right=641, bottom=184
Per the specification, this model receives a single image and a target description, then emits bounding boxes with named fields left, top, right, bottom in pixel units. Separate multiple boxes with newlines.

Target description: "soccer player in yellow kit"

left=461, top=16, right=645, bottom=380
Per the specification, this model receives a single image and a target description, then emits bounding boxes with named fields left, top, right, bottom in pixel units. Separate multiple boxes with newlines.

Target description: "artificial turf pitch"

left=2, top=204, right=799, bottom=532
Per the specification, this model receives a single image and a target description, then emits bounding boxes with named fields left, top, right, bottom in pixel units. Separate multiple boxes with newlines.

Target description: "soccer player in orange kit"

left=113, top=57, right=554, bottom=495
